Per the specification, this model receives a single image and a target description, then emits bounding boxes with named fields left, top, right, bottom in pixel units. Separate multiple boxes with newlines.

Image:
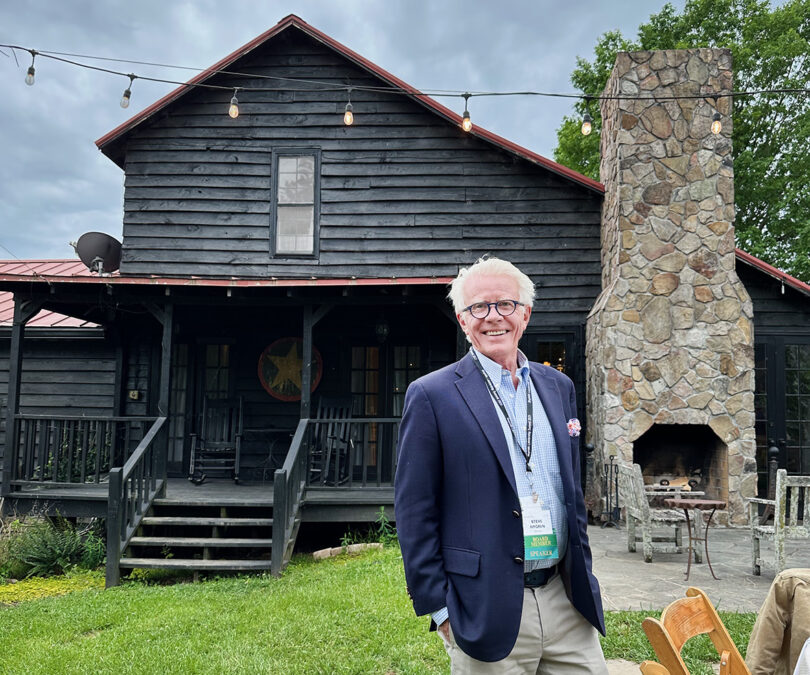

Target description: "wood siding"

left=0, top=334, right=116, bottom=464
left=738, top=264, right=810, bottom=334
left=118, top=28, right=602, bottom=329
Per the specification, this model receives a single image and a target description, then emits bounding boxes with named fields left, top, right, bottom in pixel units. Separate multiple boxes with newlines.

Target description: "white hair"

left=448, top=257, right=535, bottom=314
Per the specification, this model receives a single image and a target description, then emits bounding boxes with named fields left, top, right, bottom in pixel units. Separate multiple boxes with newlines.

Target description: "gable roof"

left=95, top=14, right=603, bottom=194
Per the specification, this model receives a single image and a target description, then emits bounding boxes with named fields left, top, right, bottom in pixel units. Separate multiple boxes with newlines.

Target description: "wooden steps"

left=120, top=502, right=274, bottom=576
left=140, top=516, right=273, bottom=527
left=119, top=558, right=272, bottom=571
left=128, top=536, right=273, bottom=548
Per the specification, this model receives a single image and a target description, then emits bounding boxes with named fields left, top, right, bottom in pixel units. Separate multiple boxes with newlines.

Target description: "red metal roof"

left=735, top=248, right=810, bottom=297
left=2, top=249, right=808, bottom=329
left=0, top=261, right=101, bottom=327
left=0, top=261, right=452, bottom=289
left=95, top=14, right=604, bottom=194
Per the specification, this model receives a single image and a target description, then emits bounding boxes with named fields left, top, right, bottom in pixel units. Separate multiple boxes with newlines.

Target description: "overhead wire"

left=3, top=43, right=808, bottom=103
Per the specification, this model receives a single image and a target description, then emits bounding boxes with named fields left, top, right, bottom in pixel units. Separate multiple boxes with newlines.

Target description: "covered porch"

left=0, top=271, right=460, bottom=582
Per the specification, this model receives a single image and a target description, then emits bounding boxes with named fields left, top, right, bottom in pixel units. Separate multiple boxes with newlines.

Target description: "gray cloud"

left=0, top=0, right=676, bottom=260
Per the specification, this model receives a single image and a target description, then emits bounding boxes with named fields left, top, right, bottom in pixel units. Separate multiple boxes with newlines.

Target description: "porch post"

left=1, top=296, right=42, bottom=501
left=157, top=303, right=173, bottom=495
left=301, top=305, right=313, bottom=419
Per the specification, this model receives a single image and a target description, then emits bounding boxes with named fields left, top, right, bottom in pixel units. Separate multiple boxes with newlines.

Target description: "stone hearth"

left=585, top=48, right=757, bottom=524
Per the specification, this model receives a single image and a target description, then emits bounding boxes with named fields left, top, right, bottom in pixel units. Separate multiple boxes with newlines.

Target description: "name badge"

left=520, top=496, right=559, bottom=561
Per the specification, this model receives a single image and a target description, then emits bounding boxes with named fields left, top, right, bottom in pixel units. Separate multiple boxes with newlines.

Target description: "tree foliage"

left=554, top=0, right=810, bottom=281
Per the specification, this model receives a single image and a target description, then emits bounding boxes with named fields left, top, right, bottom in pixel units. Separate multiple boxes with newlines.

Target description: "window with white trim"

left=272, top=150, right=320, bottom=256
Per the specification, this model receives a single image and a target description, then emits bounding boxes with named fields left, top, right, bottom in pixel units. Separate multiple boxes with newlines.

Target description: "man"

left=394, top=257, right=607, bottom=673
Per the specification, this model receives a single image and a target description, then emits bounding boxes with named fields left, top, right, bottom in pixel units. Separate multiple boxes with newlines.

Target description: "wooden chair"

left=642, top=587, right=750, bottom=675
left=188, top=396, right=243, bottom=484
left=310, top=397, right=353, bottom=485
left=748, top=469, right=810, bottom=575
left=639, top=662, right=670, bottom=674
left=617, top=462, right=686, bottom=562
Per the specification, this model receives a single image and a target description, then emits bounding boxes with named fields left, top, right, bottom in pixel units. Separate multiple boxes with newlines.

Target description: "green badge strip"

left=524, top=533, right=558, bottom=560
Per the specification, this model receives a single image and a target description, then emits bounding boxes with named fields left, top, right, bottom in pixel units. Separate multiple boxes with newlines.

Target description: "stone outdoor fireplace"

left=633, top=424, right=728, bottom=503
left=586, top=48, right=757, bottom=524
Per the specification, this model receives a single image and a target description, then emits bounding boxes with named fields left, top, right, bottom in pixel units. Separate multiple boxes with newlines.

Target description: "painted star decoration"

left=269, top=343, right=303, bottom=394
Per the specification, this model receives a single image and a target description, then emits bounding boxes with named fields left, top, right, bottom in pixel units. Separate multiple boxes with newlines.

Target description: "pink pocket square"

left=567, top=418, right=581, bottom=437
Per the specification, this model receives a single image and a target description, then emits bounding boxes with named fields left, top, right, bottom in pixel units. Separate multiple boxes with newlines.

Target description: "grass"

left=0, top=546, right=756, bottom=675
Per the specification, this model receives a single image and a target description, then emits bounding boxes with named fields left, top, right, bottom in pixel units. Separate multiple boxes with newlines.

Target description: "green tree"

left=554, top=0, right=810, bottom=281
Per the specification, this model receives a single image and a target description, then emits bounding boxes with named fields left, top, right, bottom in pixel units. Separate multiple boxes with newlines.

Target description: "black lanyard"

left=470, top=349, right=533, bottom=472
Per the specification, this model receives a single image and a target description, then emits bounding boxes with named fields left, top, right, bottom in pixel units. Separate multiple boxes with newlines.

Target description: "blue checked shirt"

left=432, top=348, right=568, bottom=627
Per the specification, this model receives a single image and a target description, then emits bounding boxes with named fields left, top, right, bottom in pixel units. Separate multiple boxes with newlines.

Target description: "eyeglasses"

left=462, top=299, right=525, bottom=319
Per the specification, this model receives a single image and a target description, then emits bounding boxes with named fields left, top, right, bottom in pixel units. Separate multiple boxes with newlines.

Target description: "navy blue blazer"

left=394, top=353, right=605, bottom=662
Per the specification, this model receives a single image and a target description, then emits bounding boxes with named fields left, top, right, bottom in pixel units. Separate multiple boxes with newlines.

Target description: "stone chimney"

left=586, top=48, right=756, bottom=524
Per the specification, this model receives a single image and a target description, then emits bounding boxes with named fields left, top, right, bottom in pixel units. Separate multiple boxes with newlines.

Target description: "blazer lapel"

left=529, top=365, right=574, bottom=485
left=454, top=354, right=518, bottom=495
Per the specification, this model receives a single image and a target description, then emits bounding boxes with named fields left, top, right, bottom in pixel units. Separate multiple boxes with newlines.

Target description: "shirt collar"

left=471, top=347, right=530, bottom=386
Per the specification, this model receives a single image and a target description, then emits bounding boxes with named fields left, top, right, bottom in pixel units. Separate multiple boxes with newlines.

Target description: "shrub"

left=0, top=515, right=106, bottom=579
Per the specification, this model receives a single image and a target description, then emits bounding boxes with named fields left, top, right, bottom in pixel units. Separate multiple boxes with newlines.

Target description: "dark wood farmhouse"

left=1, top=17, right=809, bottom=585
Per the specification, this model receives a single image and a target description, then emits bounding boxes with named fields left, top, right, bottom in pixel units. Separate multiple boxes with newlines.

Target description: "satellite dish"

left=75, top=232, right=122, bottom=274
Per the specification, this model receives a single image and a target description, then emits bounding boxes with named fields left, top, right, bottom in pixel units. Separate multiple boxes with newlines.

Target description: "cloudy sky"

left=0, top=0, right=679, bottom=261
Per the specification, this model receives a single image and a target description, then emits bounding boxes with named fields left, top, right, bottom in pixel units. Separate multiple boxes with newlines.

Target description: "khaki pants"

left=440, top=574, right=608, bottom=674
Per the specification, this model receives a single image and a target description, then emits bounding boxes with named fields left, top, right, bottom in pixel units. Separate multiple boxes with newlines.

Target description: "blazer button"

left=512, top=510, right=520, bottom=518
left=514, top=556, right=523, bottom=564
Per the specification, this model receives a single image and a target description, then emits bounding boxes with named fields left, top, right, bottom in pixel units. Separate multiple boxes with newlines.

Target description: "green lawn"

left=0, top=546, right=755, bottom=675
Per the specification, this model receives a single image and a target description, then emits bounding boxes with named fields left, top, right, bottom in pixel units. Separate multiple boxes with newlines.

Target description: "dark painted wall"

left=117, top=27, right=603, bottom=330
left=738, top=263, right=810, bottom=334
left=0, top=332, right=117, bottom=466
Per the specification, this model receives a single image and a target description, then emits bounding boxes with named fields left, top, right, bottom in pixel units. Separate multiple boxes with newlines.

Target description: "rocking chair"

left=188, top=396, right=243, bottom=484
left=310, top=397, right=353, bottom=486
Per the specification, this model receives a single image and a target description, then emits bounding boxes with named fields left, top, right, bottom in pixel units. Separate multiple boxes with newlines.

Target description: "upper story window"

left=272, top=149, right=320, bottom=257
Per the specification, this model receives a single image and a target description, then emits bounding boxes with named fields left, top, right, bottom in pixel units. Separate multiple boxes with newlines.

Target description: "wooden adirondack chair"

left=748, top=469, right=810, bottom=575
left=617, top=462, right=686, bottom=562
left=188, top=396, right=243, bottom=484
left=639, top=662, right=670, bottom=675
left=642, top=587, right=750, bottom=675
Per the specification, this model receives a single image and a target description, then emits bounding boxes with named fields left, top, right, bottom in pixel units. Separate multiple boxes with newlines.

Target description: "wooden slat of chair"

left=639, top=662, right=670, bottom=674
left=642, top=587, right=749, bottom=675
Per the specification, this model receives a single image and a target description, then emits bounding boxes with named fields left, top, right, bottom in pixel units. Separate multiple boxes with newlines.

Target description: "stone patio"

left=589, top=522, right=810, bottom=674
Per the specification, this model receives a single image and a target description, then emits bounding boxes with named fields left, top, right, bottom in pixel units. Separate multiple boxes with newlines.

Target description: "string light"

left=228, top=88, right=239, bottom=118
left=343, top=87, right=354, bottom=125
left=581, top=112, right=593, bottom=136
left=5, top=42, right=807, bottom=127
left=461, top=92, right=472, bottom=132
left=25, top=50, right=36, bottom=86
left=711, top=111, right=722, bottom=135
left=580, top=96, right=593, bottom=135
left=120, top=74, right=135, bottom=108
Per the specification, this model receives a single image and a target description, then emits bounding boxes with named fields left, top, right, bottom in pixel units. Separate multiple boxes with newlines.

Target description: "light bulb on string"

left=581, top=112, right=593, bottom=136
left=580, top=95, right=593, bottom=135
left=461, top=93, right=472, bottom=132
left=120, top=74, right=135, bottom=109
left=25, top=50, right=37, bottom=86
left=228, top=88, right=239, bottom=119
left=343, top=88, right=354, bottom=125
left=711, top=111, right=722, bottom=135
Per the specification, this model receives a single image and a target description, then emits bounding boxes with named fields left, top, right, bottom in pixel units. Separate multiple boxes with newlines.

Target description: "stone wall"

left=585, top=48, right=757, bottom=524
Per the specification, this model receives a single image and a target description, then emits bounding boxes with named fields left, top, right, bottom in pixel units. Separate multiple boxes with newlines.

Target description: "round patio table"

left=663, top=498, right=726, bottom=581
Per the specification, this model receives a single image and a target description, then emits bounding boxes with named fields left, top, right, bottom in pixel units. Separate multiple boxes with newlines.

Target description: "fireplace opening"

left=633, top=424, right=728, bottom=503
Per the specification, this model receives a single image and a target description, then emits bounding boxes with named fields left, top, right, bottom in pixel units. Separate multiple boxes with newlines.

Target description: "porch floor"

left=7, top=479, right=394, bottom=513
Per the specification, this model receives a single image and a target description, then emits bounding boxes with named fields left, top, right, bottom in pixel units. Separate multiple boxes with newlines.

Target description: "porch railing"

left=271, top=418, right=309, bottom=576
left=306, top=417, right=401, bottom=488
left=9, top=415, right=157, bottom=488
left=105, top=416, right=167, bottom=587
